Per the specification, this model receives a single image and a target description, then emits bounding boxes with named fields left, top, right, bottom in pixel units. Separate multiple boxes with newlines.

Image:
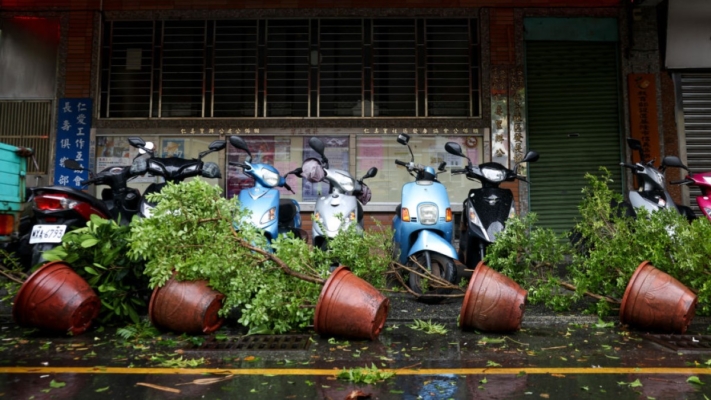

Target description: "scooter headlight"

left=418, top=204, right=439, bottom=225
left=508, top=204, right=516, bottom=219
left=261, top=169, right=280, bottom=187
left=260, top=207, right=276, bottom=224
left=481, top=166, right=506, bottom=183
left=705, top=207, right=711, bottom=216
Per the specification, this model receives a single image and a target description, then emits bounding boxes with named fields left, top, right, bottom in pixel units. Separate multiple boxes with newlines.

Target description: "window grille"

left=0, top=100, right=53, bottom=173
left=100, top=17, right=481, bottom=119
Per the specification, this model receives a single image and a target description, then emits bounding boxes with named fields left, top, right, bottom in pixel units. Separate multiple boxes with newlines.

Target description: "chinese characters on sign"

left=54, top=98, right=92, bottom=188
left=177, top=127, right=478, bottom=136
left=628, top=74, right=660, bottom=164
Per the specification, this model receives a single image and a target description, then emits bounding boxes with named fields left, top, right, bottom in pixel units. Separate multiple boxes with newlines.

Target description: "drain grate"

left=187, top=335, right=311, bottom=352
left=642, top=334, right=711, bottom=352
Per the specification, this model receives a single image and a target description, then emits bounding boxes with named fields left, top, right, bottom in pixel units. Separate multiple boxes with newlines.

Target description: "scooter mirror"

left=661, top=155, right=689, bottom=171
left=229, top=136, right=250, bottom=152
left=444, top=142, right=465, bottom=158
left=208, top=140, right=226, bottom=152
left=522, top=151, right=539, bottom=163
left=627, top=138, right=643, bottom=151
left=64, top=159, right=83, bottom=170
left=128, top=137, right=146, bottom=148
left=397, top=133, right=410, bottom=145
left=362, top=167, right=378, bottom=180
left=308, top=137, right=326, bottom=158
left=438, top=161, right=447, bottom=172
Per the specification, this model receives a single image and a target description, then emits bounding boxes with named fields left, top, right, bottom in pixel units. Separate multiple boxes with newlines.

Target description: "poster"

left=161, top=139, right=185, bottom=158
left=54, top=98, right=91, bottom=188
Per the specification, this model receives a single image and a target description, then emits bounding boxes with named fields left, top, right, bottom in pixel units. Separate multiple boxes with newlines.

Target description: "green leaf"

left=49, top=380, right=66, bottom=388
left=80, top=238, right=100, bottom=248
left=95, top=386, right=110, bottom=392
left=629, top=379, right=643, bottom=388
left=687, top=376, right=704, bottom=385
left=84, top=266, right=99, bottom=275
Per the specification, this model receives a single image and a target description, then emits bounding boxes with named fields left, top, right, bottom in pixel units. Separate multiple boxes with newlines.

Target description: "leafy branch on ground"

left=42, top=215, right=148, bottom=324
left=127, top=178, right=392, bottom=334
left=336, top=363, right=395, bottom=384
left=0, top=249, right=27, bottom=302
left=407, top=319, right=448, bottom=335
left=485, top=167, right=711, bottom=317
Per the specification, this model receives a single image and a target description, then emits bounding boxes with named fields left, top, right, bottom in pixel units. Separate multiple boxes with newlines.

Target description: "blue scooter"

left=392, top=133, right=458, bottom=303
left=228, top=136, right=306, bottom=244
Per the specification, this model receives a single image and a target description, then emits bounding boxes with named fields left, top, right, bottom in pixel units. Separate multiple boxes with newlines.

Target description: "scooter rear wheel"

left=407, top=252, right=457, bottom=304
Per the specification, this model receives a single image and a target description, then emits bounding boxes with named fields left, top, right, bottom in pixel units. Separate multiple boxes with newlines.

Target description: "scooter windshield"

left=245, top=163, right=283, bottom=188
left=325, top=169, right=355, bottom=193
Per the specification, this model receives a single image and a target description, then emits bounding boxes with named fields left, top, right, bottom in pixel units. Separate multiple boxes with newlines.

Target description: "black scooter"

left=444, top=142, right=539, bottom=270
left=24, top=137, right=150, bottom=267
left=134, top=138, right=225, bottom=218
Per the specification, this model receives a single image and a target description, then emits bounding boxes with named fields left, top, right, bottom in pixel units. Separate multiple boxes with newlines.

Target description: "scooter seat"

left=278, top=199, right=298, bottom=225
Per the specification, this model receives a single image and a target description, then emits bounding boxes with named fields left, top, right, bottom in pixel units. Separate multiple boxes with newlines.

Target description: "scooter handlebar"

left=451, top=168, right=467, bottom=174
left=620, top=162, right=640, bottom=171
left=670, top=179, right=692, bottom=185
left=395, top=160, right=407, bottom=167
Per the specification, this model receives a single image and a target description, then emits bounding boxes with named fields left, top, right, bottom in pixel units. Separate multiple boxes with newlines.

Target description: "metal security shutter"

left=679, top=73, right=711, bottom=214
left=527, top=41, right=623, bottom=235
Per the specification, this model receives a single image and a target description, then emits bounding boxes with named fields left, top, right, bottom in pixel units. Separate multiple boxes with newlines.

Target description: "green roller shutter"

left=526, top=41, right=623, bottom=236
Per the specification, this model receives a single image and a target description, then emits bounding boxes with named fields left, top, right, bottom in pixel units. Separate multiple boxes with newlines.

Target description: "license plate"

left=29, top=224, right=67, bottom=244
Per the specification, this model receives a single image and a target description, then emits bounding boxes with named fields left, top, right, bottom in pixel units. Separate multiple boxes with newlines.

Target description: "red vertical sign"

left=628, top=74, right=660, bottom=164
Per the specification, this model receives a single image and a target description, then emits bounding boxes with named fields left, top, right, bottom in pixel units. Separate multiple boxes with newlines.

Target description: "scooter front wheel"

left=407, top=252, right=457, bottom=304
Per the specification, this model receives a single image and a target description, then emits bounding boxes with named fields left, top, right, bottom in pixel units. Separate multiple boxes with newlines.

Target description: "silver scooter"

left=303, top=137, right=377, bottom=251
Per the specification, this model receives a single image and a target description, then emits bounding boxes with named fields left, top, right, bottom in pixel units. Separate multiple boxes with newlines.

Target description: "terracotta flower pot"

left=314, top=265, right=389, bottom=341
left=12, top=261, right=101, bottom=335
left=620, top=261, right=697, bottom=333
left=459, top=261, right=527, bottom=332
left=148, top=277, right=225, bottom=335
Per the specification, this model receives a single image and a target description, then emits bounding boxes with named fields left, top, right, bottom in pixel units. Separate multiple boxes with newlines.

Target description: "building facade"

left=0, top=0, right=683, bottom=234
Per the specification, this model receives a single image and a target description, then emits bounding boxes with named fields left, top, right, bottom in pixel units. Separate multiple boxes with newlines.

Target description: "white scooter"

left=302, top=137, right=377, bottom=253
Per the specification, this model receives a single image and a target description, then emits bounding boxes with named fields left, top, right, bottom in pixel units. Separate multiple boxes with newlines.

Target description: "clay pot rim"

left=313, top=265, right=348, bottom=333
left=12, top=261, right=70, bottom=322
left=619, top=260, right=652, bottom=322
left=459, top=260, right=487, bottom=325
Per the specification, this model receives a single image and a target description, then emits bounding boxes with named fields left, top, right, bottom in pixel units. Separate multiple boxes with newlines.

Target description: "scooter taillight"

left=34, top=193, right=108, bottom=220
left=34, top=194, right=71, bottom=211
left=72, top=202, right=109, bottom=221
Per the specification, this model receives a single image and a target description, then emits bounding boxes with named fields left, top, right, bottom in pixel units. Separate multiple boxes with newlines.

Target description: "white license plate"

left=29, top=224, right=67, bottom=244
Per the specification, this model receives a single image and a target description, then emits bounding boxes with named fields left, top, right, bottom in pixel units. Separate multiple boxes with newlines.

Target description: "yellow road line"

left=0, top=367, right=709, bottom=375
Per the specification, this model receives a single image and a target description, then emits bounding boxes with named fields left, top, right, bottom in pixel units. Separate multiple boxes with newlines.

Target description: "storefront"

left=667, top=0, right=711, bottom=213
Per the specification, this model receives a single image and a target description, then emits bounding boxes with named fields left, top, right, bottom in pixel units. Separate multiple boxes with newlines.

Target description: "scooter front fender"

left=407, top=230, right=458, bottom=260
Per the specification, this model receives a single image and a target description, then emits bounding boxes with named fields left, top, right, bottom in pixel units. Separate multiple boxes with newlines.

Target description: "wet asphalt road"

left=1, top=294, right=711, bottom=399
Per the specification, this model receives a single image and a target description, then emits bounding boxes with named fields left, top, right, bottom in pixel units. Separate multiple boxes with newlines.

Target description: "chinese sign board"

left=628, top=74, right=660, bottom=164
left=54, top=98, right=91, bottom=188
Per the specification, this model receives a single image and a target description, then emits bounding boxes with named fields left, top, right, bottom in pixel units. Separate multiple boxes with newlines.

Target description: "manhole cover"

left=186, top=335, right=311, bottom=352
left=642, top=334, right=711, bottom=352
